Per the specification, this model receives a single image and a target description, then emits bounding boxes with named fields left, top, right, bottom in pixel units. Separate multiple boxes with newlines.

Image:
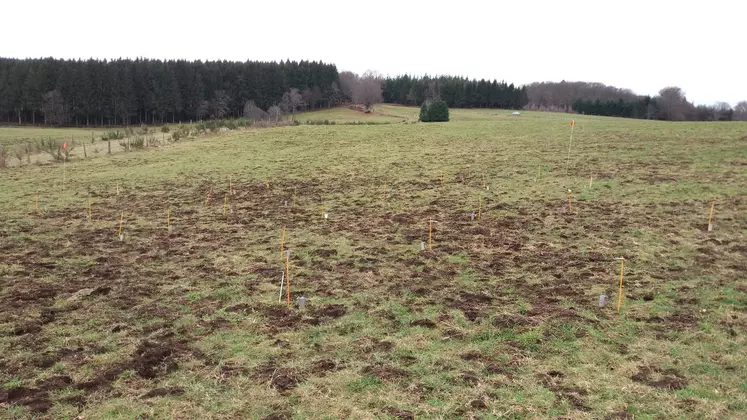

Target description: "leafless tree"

left=406, top=87, right=417, bottom=105
left=657, top=87, right=693, bottom=121
left=733, top=101, right=747, bottom=121
left=352, top=70, right=384, bottom=111
left=267, top=105, right=282, bottom=122
left=196, top=100, right=210, bottom=120
left=243, top=100, right=268, bottom=120
left=338, top=71, right=358, bottom=101
left=42, top=90, right=68, bottom=125
left=425, top=81, right=441, bottom=101
left=210, top=90, right=230, bottom=119
left=280, top=88, right=305, bottom=120
left=713, top=102, right=733, bottom=121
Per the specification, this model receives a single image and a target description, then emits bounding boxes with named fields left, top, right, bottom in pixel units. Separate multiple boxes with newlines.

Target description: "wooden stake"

left=223, top=195, right=228, bottom=215
left=707, top=200, right=715, bottom=232
left=536, top=166, right=541, bottom=182
left=589, top=175, right=593, bottom=188
left=279, top=225, right=286, bottom=258
left=482, top=173, right=487, bottom=189
left=616, top=257, right=625, bottom=313
left=440, top=171, right=444, bottom=186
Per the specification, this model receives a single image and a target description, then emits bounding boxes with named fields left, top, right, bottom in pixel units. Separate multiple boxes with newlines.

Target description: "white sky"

left=2, top=0, right=744, bottom=105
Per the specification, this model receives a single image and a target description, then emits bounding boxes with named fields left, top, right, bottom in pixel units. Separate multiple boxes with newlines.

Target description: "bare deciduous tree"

left=338, top=71, right=358, bottom=101
left=352, top=70, right=384, bottom=112
left=425, top=81, right=441, bottom=101
left=210, top=90, right=230, bottom=119
left=196, top=100, right=210, bottom=120
left=243, top=100, right=268, bottom=120
left=657, top=87, right=693, bottom=121
left=280, top=88, right=305, bottom=120
left=42, top=90, right=68, bottom=125
left=733, top=101, right=747, bottom=121
left=267, top=105, right=282, bottom=122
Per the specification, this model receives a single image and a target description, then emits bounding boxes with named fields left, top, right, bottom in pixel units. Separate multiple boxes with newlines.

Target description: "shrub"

left=161, top=126, right=170, bottom=133
left=420, top=100, right=449, bottom=122
left=420, top=102, right=430, bottom=122
left=101, top=130, right=125, bottom=141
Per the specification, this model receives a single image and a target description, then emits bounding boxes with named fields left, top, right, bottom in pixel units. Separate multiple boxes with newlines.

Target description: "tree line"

left=528, top=81, right=747, bottom=121
left=381, top=75, right=528, bottom=109
left=0, top=57, right=340, bottom=125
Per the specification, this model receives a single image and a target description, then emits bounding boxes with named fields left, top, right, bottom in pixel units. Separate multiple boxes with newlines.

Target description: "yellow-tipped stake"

left=707, top=200, right=715, bottom=232
left=615, top=257, right=625, bottom=313
left=279, top=225, right=286, bottom=258
left=567, top=189, right=573, bottom=213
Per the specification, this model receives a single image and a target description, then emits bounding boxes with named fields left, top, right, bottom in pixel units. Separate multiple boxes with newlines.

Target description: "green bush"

left=420, top=100, right=449, bottom=122
left=161, top=126, right=170, bottom=133
left=420, top=102, right=430, bottom=122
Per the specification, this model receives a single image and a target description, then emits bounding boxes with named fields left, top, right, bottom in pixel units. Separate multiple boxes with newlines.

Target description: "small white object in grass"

left=707, top=223, right=712, bottom=232
left=420, top=241, right=425, bottom=251
left=285, top=249, right=291, bottom=260
left=324, top=212, right=328, bottom=219
left=297, top=296, right=306, bottom=309
left=599, top=295, right=609, bottom=308
left=119, top=234, right=124, bottom=242
left=284, top=200, right=287, bottom=207
left=486, top=185, right=489, bottom=191
left=471, top=211, right=475, bottom=221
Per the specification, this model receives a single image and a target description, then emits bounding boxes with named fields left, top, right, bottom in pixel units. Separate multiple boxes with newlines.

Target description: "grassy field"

left=1, top=106, right=746, bottom=419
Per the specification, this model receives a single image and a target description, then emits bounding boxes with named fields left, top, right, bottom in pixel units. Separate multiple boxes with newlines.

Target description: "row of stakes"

left=36, top=176, right=719, bottom=314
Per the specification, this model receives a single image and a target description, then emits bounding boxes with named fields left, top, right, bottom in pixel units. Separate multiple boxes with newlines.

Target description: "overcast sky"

left=2, top=0, right=743, bottom=105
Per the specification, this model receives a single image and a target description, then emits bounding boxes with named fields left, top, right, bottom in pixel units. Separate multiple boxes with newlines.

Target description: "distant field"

left=0, top=127, right=107, bottom=148
left=1, top=107, right=746, bottom=419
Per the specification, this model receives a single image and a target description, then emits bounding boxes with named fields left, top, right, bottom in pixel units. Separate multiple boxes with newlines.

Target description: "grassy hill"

left=1, top=107, right=746, bottom=419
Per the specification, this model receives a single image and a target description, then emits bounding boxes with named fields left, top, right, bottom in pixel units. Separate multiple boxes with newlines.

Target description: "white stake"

left=278, top=271, right=285, bottom=303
